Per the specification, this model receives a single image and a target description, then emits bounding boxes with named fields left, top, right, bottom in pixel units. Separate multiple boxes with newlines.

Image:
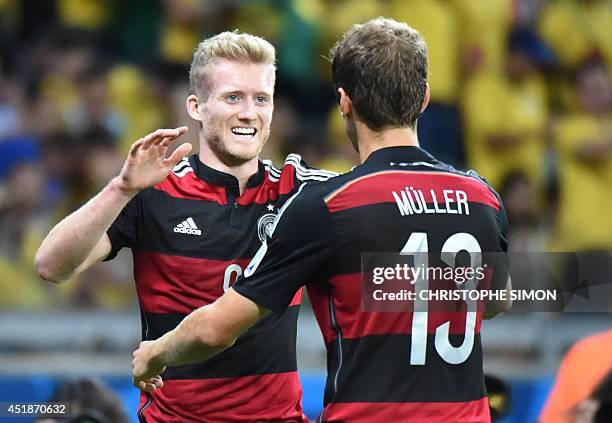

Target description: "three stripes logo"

left=172, top=158, right=193, bottom=177
left=173, top=217, right=202, bottom=236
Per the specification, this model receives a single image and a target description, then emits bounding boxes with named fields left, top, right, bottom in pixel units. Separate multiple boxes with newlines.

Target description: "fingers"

left=158, top=126, right=189, bottom=148
left=165, top=143, right=193, bottom=167
left=150, top=375, right=164, bottom=389
left=132, top=341, right=166, bottom=392
left=137, top=380, right=157, bottom=393
left=141, top=129, right=169, bottom=150
left=175, top=126, right=188, bottom=136
left=131, top=127, right=189, bottom=161
left=141, top=127, right=187, bottom=150
left=128, top=139, right=145, bottom=158
left=134, top=376, right=163, bottom=392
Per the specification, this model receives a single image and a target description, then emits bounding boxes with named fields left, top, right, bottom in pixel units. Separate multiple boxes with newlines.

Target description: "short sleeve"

left=233, top=184, right=335, bottom=313
left=497, top=200, right=509, bottom=253
left=104, top=192, right=141, bottom=261
left=491, top=199, right=510, bottom=290
left=281, top=153, right=339, bottom=188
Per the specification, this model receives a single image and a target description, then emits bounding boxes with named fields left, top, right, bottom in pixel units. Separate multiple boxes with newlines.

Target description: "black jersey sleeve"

left=491, top=199, right=510, bottom=290
left=233, top=183, right=336, bottom=313
left=282, top=153, right=339, bottom=187
left=104, top=192, right=141, bottom=261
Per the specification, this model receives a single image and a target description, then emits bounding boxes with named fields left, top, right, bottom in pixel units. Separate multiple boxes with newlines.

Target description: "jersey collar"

left=365, top=146, right=438, bottom=165
left=189, top=155, right=266, bottom=190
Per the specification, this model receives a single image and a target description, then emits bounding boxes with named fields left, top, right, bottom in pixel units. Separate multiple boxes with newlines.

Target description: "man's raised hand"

left=114, top=127, right=192, bottom=197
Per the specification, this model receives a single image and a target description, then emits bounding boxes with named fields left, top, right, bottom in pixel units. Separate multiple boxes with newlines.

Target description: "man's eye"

left=227, top=94, right=239, bottom=102
left=256, top=96, right=269, bottom=104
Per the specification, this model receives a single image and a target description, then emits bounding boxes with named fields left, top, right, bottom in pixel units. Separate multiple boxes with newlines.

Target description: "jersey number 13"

left=402, top=232, right=481, bottom=366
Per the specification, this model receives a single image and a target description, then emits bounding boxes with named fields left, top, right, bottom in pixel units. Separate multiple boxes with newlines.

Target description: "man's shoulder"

left=264, top=153, right=339, bottom=184
left=154, top=157, right=197, bottom=189
left=427, top=160, right=502, bottom=203
left=288, top=166, right=361, bottom=208
left=149, top=156, right=218, bottom=202
left=460, top=168, right=503, bottom=204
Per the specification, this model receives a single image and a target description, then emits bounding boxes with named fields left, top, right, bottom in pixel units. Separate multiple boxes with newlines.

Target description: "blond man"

left=36, top=31, right=335, bottom=422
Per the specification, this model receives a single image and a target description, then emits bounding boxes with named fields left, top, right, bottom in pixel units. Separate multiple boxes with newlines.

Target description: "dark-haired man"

left=133, top=18, right=511, bottom=422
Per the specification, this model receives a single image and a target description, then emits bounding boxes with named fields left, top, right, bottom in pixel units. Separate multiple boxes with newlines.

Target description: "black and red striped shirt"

left=106, top=154, right=336, bottom=422
left=235, top=146, right=509, bottom=423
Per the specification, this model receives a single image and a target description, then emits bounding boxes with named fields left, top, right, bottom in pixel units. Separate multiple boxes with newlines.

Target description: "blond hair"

left=189, top=30, right=276, bottom=97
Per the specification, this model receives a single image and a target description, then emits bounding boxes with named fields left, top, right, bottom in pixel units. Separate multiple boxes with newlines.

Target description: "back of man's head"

left=189, top=31, right=276, bottom=98
left=329, top=17, right=428, bottom=131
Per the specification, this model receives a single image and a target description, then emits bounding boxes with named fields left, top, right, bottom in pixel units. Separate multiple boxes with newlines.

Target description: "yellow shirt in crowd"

left=389, top=0, right=459, bottom=104
left=452, top=0, right=513, bottom=76
left=58, top=0, right=109, bottom=30
left=554, top=112, right=612, bottom=251
left=462, top=72, right=548, bottom=189
left=540, top=0, right=612, bottom=72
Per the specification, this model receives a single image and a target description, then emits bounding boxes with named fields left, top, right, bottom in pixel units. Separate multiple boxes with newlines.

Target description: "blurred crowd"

left=0, top=0, right=611, bottom=310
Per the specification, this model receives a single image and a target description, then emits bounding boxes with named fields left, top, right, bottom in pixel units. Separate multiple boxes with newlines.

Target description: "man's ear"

left=420, top=83, right=430, bottom=113
left=186, top=94, right=202, bottom=122
left=338, top=88, right=353, bottom=119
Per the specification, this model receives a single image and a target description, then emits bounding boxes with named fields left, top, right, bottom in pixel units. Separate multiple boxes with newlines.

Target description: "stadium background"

left=0, top=0, right=610, bottom=421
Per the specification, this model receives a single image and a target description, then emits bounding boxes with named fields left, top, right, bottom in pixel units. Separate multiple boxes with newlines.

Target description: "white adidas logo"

left=173, top=217, right=202, bottom=236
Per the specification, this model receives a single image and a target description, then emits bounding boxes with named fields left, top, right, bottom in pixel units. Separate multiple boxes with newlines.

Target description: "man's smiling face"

left=198, top=59, right=275, bottom=166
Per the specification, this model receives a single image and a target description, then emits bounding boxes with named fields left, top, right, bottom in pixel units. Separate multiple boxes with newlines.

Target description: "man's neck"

left=356, top=123, right=420, bottom=163
left=198, top=143, right=259, bottom=194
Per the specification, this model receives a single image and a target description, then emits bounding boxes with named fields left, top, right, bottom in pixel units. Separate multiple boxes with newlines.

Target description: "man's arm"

left=132, top=184, right=335, bottom=391
left=132, top=288, right=266, bottom=390
left=34, top=127, right=191, bottom=282
left=484, top=197, right=512, bottom=319
left=483, top=276, right=512, bottom=319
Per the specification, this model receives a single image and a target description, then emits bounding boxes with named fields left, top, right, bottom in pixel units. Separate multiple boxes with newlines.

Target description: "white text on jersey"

left=392, top=188, right=470, bottom=216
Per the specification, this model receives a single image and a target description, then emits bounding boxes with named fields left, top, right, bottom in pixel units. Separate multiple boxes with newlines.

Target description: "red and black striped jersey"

left=106, top=154, right=337, bottom=422
left=234, top=146, right=510, bottom=423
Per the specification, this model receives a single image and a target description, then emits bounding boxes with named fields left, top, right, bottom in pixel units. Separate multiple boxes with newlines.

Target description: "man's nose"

left=237, top=98, right=257, bottom=121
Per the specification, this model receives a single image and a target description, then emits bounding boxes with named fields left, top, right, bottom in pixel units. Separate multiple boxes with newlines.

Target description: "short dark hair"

left=329, top=17, right=428, bottom=131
